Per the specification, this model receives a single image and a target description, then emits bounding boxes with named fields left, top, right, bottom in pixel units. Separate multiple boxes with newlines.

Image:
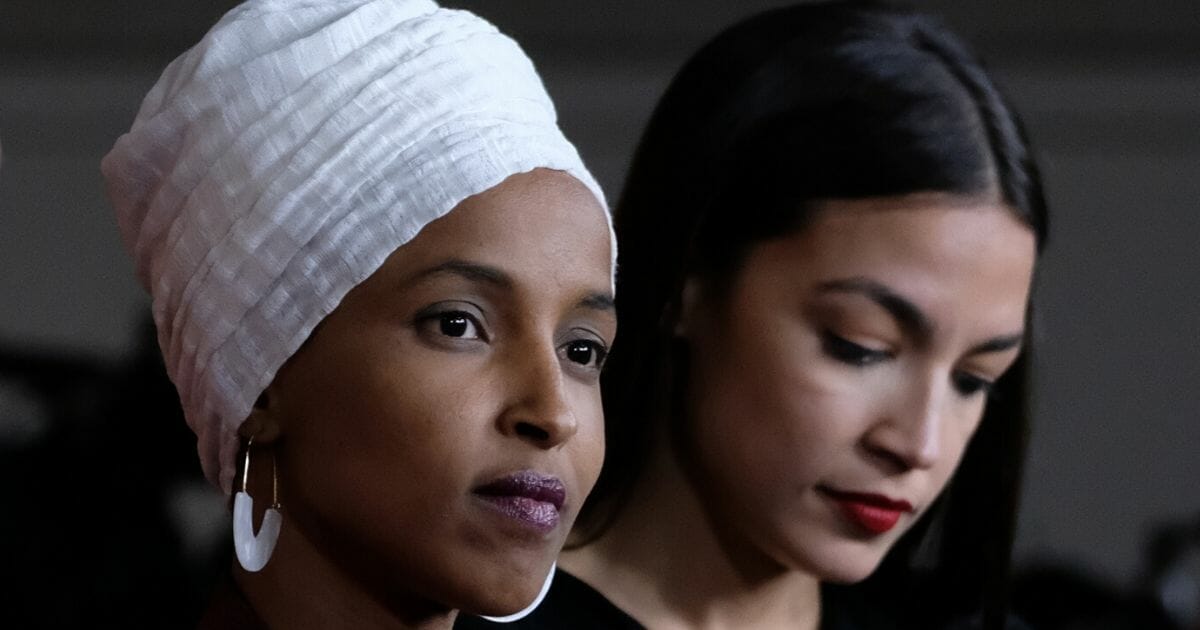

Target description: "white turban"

left=102, top=0, right=610, bottom=494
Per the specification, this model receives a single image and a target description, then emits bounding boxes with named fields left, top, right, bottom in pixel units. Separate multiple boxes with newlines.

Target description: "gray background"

left=1, top=0, right=1197, bottom=591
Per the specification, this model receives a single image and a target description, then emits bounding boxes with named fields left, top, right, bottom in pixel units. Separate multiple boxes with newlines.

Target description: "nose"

left=863, top=376, right=946, bottom=472
left=496, top=342, right=577, bottom=449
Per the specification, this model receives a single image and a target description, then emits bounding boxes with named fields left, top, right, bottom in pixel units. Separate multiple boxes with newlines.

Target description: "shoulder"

left=455, top=569, right=644, bottom=630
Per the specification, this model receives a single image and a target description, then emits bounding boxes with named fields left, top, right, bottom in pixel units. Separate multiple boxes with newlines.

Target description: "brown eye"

left=439, top=313, right=476, bottom=338
left=416, top=307, right=487, bottom=344
left=561, top=339, right=608, bottom=370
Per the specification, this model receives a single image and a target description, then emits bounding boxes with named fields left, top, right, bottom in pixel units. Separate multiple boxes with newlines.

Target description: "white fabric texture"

left=102, top=0, right=609, bottom=494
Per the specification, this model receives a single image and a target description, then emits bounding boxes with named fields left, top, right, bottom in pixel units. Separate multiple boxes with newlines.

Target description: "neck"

left=562, top=438, right=822, bottom=630
left=233, top=512, right=456, bottom=630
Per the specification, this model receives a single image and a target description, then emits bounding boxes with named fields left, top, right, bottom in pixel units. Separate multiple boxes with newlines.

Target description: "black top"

left=454, top=569, right=892, bottom=630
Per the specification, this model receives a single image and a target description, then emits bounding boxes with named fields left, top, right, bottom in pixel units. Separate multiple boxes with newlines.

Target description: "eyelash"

left=417, top=309, right=610, bottom=373
left=952, top=372, right=995, bottom=398
left=560, top=338, right=609, bottom=372
left=821, top=331, right=891, bottom=366
left=420, top=309, right=488, bottom=342
left=823, top=331, right=996, bottom=399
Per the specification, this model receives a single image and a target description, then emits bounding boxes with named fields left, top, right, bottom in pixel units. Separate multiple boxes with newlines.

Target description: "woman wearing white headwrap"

left=102, top=0, right=615, bottom=627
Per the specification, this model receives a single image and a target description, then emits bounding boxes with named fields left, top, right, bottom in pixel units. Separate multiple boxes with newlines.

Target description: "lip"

left=473, top=470, right=566, bottom=535
left=819, top=487, right=914, bottom=535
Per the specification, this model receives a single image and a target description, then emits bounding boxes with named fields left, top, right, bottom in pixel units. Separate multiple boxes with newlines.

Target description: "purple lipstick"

left=473, top=471, right=565, bottom=534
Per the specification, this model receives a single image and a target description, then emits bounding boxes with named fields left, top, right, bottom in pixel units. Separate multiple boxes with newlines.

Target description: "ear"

left=237, top=388, right=283, bottom=444
left=673, top=276, right=703, bottom=338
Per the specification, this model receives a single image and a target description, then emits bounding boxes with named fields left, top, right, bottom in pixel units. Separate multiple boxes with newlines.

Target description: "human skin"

left=562, top=193, right=1036, bottom=630
left=236, top=168, right=615, bottom=629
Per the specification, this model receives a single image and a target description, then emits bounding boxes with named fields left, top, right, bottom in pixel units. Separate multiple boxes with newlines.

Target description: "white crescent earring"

left=479, top=562, right=556, bottom=623
left=232, top=436, right=282, bottom=572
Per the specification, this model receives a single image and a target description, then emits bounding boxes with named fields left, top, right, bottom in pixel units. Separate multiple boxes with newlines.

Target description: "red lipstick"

left=822, top=488, right=913, bottom=535
left=473, top=471, right=565, bottom=534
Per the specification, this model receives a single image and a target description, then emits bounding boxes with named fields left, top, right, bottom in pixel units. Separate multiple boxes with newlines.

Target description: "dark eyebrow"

left=817, top=277, right=934, bottom=342
left=579, top=292, right=616, bottom=314
left=818, top=277, right=1025, bottom=355
left=967, top=333, right=1025, bottom=356
left=409, top=259, right=513, bottom=290
left=411, top=259, right=615, bottom=314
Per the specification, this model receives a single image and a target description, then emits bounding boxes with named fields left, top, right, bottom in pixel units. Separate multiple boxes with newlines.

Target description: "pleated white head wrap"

left=102, top=0, right=610, bottom=494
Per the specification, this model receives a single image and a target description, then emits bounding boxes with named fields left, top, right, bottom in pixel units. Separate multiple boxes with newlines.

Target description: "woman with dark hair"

left=460, top=2, right=1045, bottom=629
left=102, top=1, right=616, bottom=627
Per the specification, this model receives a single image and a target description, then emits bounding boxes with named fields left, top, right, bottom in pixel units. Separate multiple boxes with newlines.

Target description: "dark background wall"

left=1, top=0, right=1197, bottom=620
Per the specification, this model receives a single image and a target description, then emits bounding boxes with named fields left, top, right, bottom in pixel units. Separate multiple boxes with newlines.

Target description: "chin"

left=460, top=585, right=539, bottom=618
left=454, top=559, right=550, bottom=617
left=815, top=562, right=882, bottom=585
left=791, top=539, right=891, bottom=585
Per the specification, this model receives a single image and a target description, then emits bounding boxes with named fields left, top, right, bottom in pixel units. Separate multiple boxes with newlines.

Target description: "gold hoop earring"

left=232, top=435, right=282, bottom=572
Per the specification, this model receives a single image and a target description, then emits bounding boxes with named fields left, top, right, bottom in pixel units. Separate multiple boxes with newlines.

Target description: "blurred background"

left=1, top=0, right=1197, bottom=627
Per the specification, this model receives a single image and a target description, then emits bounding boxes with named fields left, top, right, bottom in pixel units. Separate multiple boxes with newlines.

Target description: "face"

left=678, top=193, right=1035, bottom=582
left=260, top=169, right=614, bottom=615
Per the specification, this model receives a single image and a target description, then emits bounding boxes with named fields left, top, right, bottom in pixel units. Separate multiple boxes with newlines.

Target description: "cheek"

left=687, top=331, right=870, bottom=502
left=281, top=341, right=492, bottom=517
left=565, top=385, right=606, bottom=494
left=300, top=354, right=440, bottom=452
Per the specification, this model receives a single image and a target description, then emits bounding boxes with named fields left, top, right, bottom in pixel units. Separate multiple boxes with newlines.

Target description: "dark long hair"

left=577, top=2, right=1047, bottom=628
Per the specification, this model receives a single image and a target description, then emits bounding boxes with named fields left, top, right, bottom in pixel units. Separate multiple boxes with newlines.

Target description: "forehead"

left=750, top=193, right=1037, bottom=329
left=386, top=169, right=612, bottom=288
